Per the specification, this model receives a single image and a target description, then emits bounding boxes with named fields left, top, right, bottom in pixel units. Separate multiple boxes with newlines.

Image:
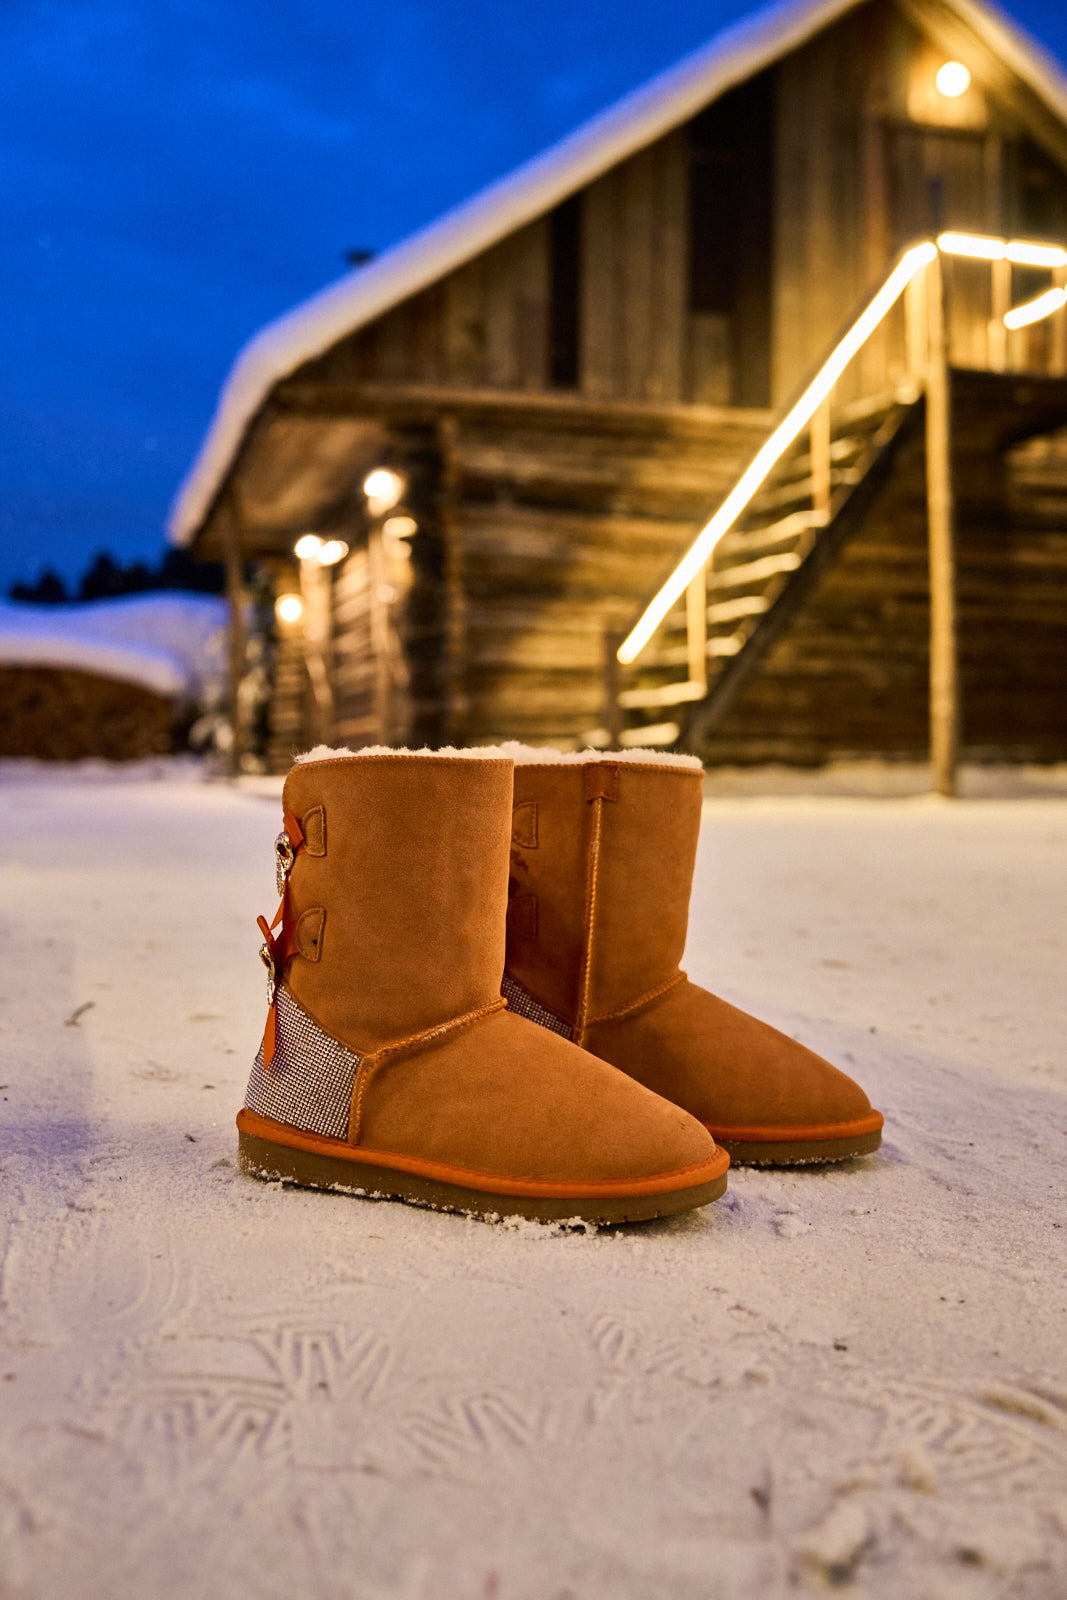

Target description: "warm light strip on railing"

left=938, top=232, right=1067, bottom=269
left=1004, top=285, right=1067, bottom=329
left=1007, top=241, right=1067, bottom=268
left=938, top=232, right=1004, bottom=260
left=616, top=242, right=937, bottom=666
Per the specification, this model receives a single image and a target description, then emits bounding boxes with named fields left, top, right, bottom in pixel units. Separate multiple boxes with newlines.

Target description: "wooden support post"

left=809, top=400, right=832, bottom=522
left=222, top=500, right=246, bottom=779
left=905, top=268, right=927, bottom=385
left=988, top=256, right=1010, bottom=373
left=685, top=569, right=707, bottom=689
left=924, top=253, right=959, bottom=798
left=437, top=414, right=468, bottom=748
left=602, top=630, right=623, bottom=751
left=299, top=557, right=334, bottom=747
left=368, top=523, right=392, bottom=746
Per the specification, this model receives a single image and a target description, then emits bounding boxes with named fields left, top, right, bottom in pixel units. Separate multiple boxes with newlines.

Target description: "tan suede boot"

left=237, top=748, right=728, bottom=1222
left=502, top=748, right=883, bottom=1165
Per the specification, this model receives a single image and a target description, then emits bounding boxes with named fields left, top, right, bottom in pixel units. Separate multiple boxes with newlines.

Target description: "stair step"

left=707, top=594, right=770, bottom=624
left=618, top=679, right=708, bottom=710
left=646, top=634, right=744, bottom=668
left=620, top=722, right=680, bottom=748
left=719, top=508, right=825, bottom=559
left=581, top=720, right=682, bottom=749
left=747, top=465, right=856, bottom=518
left=709, top=550, right=802, bottom=590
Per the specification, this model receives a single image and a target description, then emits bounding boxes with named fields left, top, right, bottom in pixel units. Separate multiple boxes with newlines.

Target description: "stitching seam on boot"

left=587, top=970, right=687, bottom=1027
left=348, top=998, right=508, bottom=1144
left=574, top=795, right=604, bottom=1046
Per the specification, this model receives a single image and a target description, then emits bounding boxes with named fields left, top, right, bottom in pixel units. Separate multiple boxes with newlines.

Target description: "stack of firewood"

left=0, top=666, right=175, bottom=760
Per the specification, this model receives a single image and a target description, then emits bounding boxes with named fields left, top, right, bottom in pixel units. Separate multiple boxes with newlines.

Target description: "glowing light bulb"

left=294, top=534, right=323, bottom=561
left=383, top=515, right=418, bottom=540
left=317, top=539, right=349, bottom=566
left=363, top=468, right=405, bottom=512
left=275, top=593, right=303, bottom=625
left=935, top=61, right=971, bottom=98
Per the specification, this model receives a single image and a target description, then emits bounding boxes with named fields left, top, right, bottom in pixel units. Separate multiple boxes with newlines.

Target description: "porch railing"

left=604, top=232, right=1067, bottom=791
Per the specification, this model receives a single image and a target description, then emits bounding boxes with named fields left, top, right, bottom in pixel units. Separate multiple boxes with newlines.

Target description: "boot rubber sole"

left=237, top=1109, right=729, bottom=1225
left=707, top=1111, right=884, bottom=1167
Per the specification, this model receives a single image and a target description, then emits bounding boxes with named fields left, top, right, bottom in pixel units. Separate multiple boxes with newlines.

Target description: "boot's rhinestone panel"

left=245, top=984, right=360, bottom=1140
left=501, top=971, right=574, bottom=1040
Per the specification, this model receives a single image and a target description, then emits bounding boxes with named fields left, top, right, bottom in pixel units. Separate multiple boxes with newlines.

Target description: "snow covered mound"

left=0, top=593, right=227, bottom=700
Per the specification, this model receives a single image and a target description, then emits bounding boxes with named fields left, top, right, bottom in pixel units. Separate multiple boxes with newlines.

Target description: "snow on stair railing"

left=601, top=231, right=1067, bottom=749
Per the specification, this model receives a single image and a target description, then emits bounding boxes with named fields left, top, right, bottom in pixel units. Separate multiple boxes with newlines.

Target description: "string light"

left=363, top=469, right=405, bottom=513
left=316, top=539, right=349, bottom=566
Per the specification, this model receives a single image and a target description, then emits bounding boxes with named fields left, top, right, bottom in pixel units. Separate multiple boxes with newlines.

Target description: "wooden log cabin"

left=169, top=0, right=1067, bottom=768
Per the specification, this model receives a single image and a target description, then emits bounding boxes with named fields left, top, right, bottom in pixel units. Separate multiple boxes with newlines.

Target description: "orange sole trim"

left=705, top=1110, right=884, bottom=1168
left=236, top=1108, right=729, bottom=1224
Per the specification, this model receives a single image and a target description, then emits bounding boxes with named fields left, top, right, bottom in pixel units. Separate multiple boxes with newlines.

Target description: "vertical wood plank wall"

left=773, top=10, right=879, bottom=405
left=331, top=220, right=551, bottom=392
left=579, top=135, right=689, bottom=403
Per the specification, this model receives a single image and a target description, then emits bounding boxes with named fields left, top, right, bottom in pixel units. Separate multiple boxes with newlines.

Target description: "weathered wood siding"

left=442, top=403, right=772, bottom=745
left=313, top=220, right=552, bottom=392
left=579, top=134, right=690, bottom=403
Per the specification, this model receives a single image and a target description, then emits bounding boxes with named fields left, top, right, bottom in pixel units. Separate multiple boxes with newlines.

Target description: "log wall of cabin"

left=442, top=403, right=773, bottom=745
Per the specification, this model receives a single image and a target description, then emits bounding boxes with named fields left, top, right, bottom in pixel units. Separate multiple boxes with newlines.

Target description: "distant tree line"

left=8, top=548, right=225, bottom=605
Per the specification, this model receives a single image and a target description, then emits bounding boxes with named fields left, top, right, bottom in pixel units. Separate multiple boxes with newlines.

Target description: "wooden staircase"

left=614, top=389, right=921, bottom=746
left=606, top=234, right=1067, bottom=767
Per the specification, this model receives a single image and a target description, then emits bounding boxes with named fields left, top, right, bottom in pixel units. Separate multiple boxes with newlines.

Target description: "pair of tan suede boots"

left=238, top=745, right=883, bottom=1225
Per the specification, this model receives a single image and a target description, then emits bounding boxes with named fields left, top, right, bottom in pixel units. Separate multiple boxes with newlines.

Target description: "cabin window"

left=689, top=150, right=735, bottom=316
left=549, top=194, right=582, bottom=388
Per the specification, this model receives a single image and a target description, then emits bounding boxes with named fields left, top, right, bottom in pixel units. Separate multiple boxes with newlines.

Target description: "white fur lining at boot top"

left=296, top=743, right=701, bottom=769
left=245, top=985, right=361, bottom=1140
left=295, top=744, right=510, bottom=763
left=500, top=742, right=702, bottom=770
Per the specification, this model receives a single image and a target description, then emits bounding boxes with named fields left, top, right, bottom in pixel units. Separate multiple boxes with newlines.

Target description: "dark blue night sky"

left=3, top=0, right=1066, bottom=591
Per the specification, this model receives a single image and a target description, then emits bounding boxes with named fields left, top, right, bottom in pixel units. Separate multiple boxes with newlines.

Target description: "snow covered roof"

left=0, top=594, right=228, bottom=700
left=168, top=0, right=1067, bottom=549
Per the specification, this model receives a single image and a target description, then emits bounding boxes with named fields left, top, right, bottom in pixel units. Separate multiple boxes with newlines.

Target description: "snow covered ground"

left=2, top=762, right=1065, bottom=1600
